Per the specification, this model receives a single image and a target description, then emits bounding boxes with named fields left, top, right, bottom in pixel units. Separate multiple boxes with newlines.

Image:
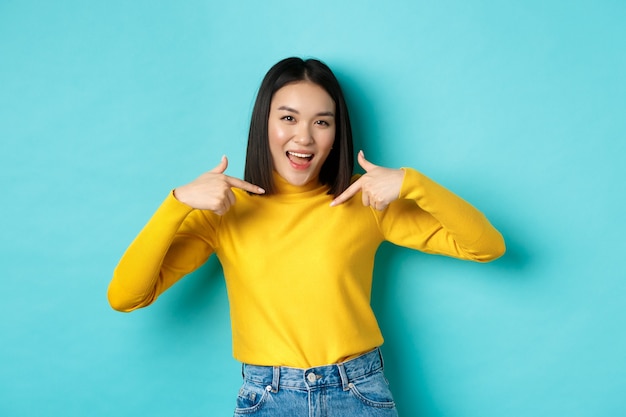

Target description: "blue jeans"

left=233, top=348, right=398, bottom=417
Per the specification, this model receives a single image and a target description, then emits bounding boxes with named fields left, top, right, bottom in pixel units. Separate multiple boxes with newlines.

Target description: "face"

left=268, top=81, right=336, bottom=187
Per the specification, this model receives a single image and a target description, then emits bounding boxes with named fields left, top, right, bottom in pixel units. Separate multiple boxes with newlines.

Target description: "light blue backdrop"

left=1, top=1, right=624, bottom=416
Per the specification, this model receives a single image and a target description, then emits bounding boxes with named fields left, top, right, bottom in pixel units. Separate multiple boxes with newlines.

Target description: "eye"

left=281, top=115, right=295, bottom=122
left=315, top=120, right=330, bottom=126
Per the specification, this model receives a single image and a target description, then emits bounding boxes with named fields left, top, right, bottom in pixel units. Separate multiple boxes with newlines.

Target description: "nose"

left=293, top=124, right=314, bottom=145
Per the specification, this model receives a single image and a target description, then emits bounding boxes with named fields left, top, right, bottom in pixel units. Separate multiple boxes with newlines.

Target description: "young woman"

left=108, top=57, right=505, bottom=416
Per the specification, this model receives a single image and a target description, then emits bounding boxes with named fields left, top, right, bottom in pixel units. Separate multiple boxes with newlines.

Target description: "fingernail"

left=329, top=200, right=337, bottom=207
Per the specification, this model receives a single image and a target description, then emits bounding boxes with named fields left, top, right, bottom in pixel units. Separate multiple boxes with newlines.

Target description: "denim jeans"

left=233, top=348, right=398, bottom=417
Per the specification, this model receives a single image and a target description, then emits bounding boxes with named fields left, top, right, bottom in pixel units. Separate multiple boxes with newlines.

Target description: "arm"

left=379, top=168, right=505, bottom=262
left=332, top=151, right=505, bottom=262
left=108, top=156, right=265, bottom=312
left=107, top=193, right=218, bottom=312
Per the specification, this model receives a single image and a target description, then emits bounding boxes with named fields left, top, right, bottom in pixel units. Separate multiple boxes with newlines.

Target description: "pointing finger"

left=330, top=177, right=363, bottom=207
left=209, top=155, right=228, bottom=174
left=225, top=176, right=266, bottom=195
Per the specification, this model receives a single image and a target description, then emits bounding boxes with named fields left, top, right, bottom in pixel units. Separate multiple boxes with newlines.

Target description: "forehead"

left=271, top=81, right=335, bottom=111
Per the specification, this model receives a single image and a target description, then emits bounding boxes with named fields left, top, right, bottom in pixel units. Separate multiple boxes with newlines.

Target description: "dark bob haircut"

left=244, top=57, right=354, bottom=197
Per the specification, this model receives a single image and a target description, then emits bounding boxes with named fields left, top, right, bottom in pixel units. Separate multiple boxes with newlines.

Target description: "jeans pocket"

left=348, top=371, right=396, bottom=409
left=234, top=380, right=270, bottom=415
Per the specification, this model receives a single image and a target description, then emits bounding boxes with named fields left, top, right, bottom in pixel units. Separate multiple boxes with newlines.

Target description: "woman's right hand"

left=173, top=156, right=265, bottom=215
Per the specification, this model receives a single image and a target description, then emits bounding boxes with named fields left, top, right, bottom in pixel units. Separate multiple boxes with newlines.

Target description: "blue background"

left=1, top=1, right=625, bottom=416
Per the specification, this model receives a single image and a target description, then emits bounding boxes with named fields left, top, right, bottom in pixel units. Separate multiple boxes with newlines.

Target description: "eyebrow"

left=277, top=105, right=335, bottom=117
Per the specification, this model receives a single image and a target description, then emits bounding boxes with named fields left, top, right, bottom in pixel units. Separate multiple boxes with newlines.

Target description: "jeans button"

left=307, top=373, right=317, bottom=383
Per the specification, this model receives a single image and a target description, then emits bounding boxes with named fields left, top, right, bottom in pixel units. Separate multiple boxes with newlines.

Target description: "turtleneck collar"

left=272, top=171, right=329, bottom=196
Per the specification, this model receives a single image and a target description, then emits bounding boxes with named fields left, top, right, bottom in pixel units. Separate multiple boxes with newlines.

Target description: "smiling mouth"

left=286, top=151, right=314, bottom=165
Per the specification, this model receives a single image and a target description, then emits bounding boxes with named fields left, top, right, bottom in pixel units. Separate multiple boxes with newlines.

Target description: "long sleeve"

left=108, top=192, right=218, bottom=312
left=378, top=168, right=505, bottom=262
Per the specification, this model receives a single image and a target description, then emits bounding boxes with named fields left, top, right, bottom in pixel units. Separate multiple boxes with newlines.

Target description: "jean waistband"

left=241, top=348, right=384, bottom=392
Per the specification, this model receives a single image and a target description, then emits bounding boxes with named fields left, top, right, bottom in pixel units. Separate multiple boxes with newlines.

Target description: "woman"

left=108, top=57, right=505, bottom=416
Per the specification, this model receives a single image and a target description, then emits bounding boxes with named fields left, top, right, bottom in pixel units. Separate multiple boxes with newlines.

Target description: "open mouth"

left=286, top=151, right=314, bottom=166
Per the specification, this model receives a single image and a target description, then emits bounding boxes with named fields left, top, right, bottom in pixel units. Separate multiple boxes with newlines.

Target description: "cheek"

left=268, top=123, right=289, bottom=145
left=268, top=127, right=290, bottom=164
left=320, top=129, right=336, bottom=153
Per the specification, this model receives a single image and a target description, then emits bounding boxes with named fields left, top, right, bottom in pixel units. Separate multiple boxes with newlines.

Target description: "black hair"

left=244, top=57, right=354, bottom=197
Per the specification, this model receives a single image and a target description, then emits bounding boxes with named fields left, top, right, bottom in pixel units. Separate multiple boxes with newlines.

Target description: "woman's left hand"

left=330, top=150, right=404, bottom=210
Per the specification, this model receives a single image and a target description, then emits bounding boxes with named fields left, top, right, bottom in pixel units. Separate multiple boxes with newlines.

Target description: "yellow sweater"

left=108, top=168, right=505, bottom=367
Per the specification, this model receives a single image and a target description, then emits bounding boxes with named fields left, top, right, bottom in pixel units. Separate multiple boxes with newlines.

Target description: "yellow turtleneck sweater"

left=108, top=168, right=505, bottom=367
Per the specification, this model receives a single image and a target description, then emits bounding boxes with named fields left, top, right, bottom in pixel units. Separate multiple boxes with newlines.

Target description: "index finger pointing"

left=225, top=176, right=266, bottom=194
left=330, top=178, right=362, bottom=207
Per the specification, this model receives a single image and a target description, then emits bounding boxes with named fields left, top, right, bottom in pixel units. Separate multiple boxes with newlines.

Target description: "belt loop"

left=337, top=362, right=350, bottom=391
left=377, top=347, right=384, bottom=370
left=271, top=366, right=280, bottom=393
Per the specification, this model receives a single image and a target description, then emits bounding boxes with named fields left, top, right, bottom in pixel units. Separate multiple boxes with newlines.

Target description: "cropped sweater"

left=108, top=168, right=505, bottom=368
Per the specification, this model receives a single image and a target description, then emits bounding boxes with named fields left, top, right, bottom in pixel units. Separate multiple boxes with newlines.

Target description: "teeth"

left=288, top=151, right=313, bottom=158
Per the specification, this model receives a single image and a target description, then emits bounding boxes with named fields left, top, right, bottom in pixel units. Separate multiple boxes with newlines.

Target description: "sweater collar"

left=272, top=171, right=328, bottom=196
